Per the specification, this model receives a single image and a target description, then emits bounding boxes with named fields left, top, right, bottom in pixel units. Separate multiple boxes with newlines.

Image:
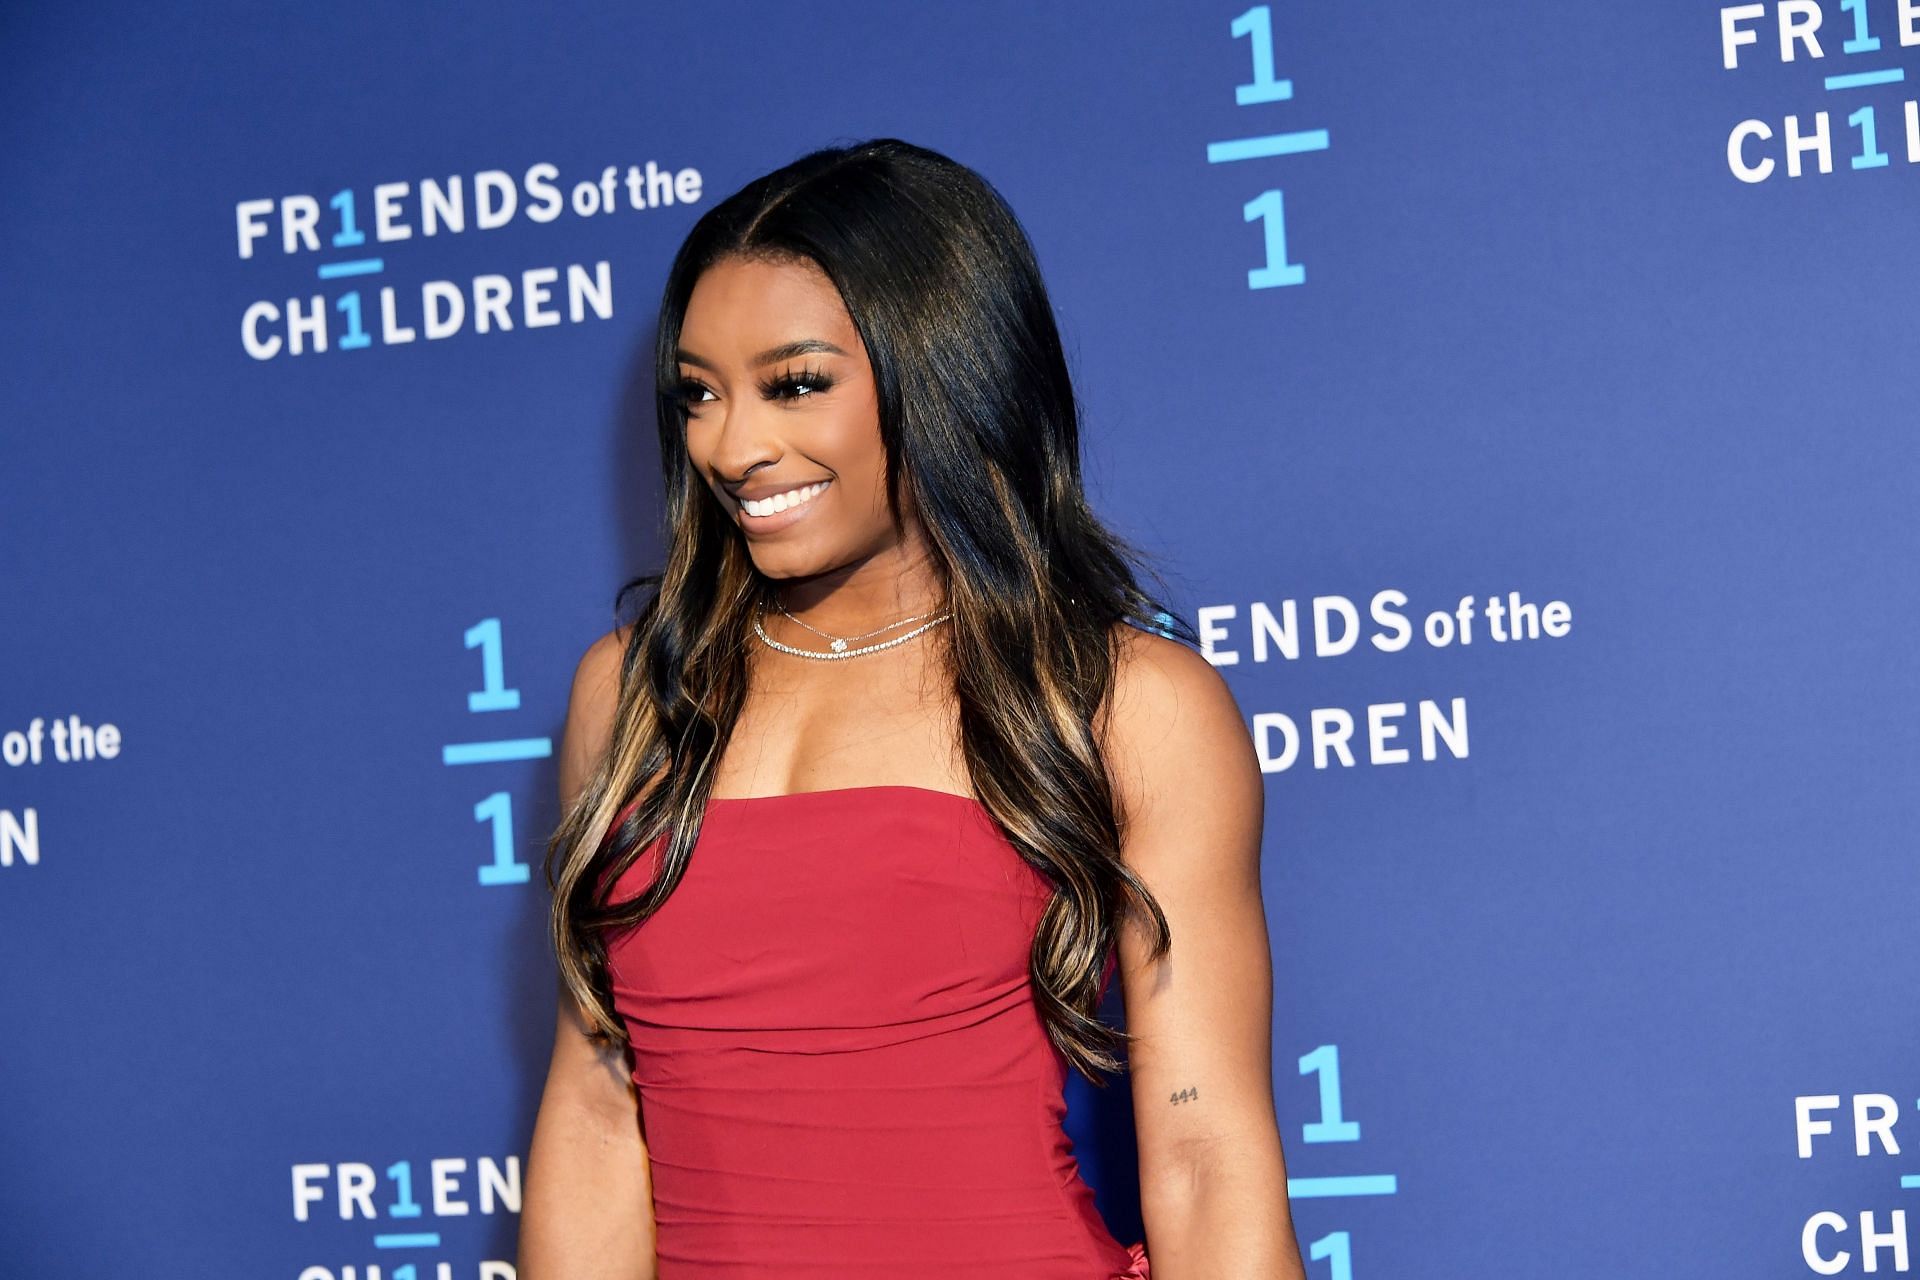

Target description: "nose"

left=694, top=390, right=783, bottom=489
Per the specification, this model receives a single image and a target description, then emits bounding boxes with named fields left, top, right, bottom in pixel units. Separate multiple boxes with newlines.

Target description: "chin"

left=744, top=544, right=825, bottom=575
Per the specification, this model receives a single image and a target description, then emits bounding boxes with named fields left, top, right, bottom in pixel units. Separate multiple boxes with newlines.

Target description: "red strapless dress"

left=600, top=784, right=1150, bottom=1278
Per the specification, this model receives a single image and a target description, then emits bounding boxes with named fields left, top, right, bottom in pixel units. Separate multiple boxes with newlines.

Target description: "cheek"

left=831, top=446, right=890, bottom=516
left=833, top=412, right=889, bottom=487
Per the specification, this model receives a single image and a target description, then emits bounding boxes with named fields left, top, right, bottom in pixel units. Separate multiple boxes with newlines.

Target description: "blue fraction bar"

left=442, top=737, right=553, bottom=765
left=318, top=258, right=386, bottom=279
left=1287, top=1174, right=1398, bottom=1198
left=1206, top=130, right=1331, bottom=164
left=1825, top=67, right=1906, bottom=90
left=372, top=1232, right=443, bottom=1248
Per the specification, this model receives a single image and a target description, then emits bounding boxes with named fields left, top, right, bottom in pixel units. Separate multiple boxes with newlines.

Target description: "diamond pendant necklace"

left=780, top=602, right=942, bottom=651
left=752, top=601, right=952, bottom=660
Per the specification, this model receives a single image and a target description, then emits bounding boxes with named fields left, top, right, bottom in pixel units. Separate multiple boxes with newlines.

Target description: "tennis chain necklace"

left=752, top=600, right=952, bottom=660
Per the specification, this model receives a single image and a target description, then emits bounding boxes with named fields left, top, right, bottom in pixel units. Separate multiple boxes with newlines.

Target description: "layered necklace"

left=751, top=597, right=952, bottom=661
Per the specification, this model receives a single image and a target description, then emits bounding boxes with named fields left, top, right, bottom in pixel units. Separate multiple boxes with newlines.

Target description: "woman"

left=519, top=138, right=1306, bottom=1278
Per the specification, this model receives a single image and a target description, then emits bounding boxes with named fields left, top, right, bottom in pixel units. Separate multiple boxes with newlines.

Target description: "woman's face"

left=674, top=254, right=903, bottom=584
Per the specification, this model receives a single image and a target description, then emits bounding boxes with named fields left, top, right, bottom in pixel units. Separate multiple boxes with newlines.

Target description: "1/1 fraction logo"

left=1291, top=1043, right=1399, bottom=1280
left=1721, top=2, right=1920, bottom=181
left=440, top=618, right=551, bottom=887
left=1204, top=3, right=1332, bottom=289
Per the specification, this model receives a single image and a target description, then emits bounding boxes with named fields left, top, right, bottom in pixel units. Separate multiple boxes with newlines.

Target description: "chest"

left=713, top=645, right=968, bottom=799
left=604, top=793, right=1053, bottom=1029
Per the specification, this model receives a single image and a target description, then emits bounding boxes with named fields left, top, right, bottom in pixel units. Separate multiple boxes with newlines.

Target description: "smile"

left=739, top=480, right=830, bottom=519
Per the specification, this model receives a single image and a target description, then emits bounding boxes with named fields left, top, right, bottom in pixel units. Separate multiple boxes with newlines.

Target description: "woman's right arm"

left=517, top=629, right=657, bottom=1279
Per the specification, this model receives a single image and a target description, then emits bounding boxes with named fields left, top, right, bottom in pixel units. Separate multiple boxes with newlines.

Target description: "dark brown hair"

left=543, top=137, right=1199, bottom=1083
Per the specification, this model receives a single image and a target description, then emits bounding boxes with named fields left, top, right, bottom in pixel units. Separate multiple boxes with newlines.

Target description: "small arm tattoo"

left=1169, top=1086, right=1199, bottom=1105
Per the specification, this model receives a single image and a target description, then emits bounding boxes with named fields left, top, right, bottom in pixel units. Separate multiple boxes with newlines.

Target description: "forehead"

left=679, top=256, right=855, bottom=358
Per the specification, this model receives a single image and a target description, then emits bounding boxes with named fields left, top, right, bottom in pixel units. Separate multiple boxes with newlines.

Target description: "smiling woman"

left=671, top=257, right=896, bottom=564
left=519, top=138, right=1308, bottom=1279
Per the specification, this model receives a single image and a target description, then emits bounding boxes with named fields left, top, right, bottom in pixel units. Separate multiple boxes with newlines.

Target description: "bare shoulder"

left=558, top=624, right=634, bottom=810
left=1103, top=621, right=1264, bottom=859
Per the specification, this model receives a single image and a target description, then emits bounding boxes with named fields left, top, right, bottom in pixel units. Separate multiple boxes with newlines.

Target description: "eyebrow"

left=674, top=338, right=849, bottom=371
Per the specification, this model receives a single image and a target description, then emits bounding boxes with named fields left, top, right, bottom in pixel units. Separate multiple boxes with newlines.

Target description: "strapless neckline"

left=705, top=783, right=984, bottom=810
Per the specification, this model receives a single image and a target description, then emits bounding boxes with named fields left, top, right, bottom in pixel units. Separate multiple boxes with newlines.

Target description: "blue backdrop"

left=4, top=2, right=1916, bottom=1276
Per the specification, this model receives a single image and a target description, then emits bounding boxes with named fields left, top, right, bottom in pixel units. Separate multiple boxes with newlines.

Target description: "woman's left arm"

left=1103, top=628, right=1308, bottom=1280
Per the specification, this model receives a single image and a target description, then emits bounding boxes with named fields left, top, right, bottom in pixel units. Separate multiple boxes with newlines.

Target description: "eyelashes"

left=668, top=364, right=836, bottom=414
left=761, top=364, right=837, bottom=400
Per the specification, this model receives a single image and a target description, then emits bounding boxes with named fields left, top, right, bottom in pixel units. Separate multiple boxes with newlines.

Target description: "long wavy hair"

left=543, top=137, right=1200, bottom=1084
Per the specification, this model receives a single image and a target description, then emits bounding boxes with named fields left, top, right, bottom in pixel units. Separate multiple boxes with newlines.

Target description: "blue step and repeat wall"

left=4, top=2, right=1915, bottom=1277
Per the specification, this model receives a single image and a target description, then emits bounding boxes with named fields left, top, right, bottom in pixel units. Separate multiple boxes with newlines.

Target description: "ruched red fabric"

left=600, top=785, right=1148, bottom=1278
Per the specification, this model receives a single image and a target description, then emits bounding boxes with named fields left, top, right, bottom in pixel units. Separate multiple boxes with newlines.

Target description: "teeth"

left=741, top=480, right=828, bottom=517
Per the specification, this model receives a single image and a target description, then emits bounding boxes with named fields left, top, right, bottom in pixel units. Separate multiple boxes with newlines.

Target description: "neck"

left=766, top=545, right=946, bottom=634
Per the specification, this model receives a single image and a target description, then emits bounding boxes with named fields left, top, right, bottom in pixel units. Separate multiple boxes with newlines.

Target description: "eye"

left=667, top=376, right=714, bottom=414
left=760, top=364, right=836, bottom=402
